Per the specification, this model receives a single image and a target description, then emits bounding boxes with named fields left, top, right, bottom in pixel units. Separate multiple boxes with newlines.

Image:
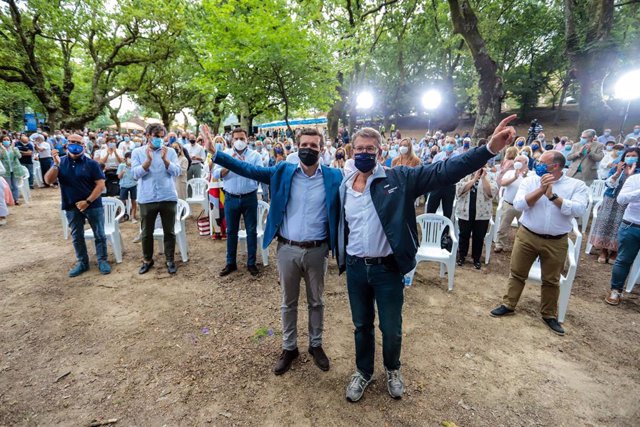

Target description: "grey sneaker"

left=345, top=371, right=372, bottom=403
left=385, top=368, right=405, bottom=399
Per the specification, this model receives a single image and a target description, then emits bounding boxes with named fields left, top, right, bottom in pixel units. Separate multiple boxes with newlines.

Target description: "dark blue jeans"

left=7, top=172, right=19, bottom=202
left=611, top=222, right=640, bottom=290
left=224, top=192, right=258, bottom=266
left=346, top=255, right=404, bottom=380
left=66, top=207, right=108, bottom=265
left=39, top=157, right=54, bottom=182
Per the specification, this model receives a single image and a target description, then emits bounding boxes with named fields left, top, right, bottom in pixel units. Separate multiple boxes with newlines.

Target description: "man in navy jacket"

left=340, top=115, right=516, bottom=402
left=201, top=125, right=342, bottom=376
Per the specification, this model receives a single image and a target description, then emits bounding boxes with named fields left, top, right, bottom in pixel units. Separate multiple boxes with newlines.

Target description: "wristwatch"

left=85, top=199, right=92, bottom=205
left=548, top=193, right=559, bottom=202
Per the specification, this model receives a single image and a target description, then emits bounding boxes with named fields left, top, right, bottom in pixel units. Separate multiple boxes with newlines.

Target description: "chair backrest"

left=21, top=165, right=30, bottom=179
left=186, top=178, right=209, bottom=199
left=589, top=179, right=606, bottom=202
left=257, top=200, right=270, bottom=233
left=102, top=197, right=126, bottom=230
left=570, top=218, right=583, bottom=267
left=177, top=199, right=191, bottom=222
left=416, top=214, right=455, bottom=249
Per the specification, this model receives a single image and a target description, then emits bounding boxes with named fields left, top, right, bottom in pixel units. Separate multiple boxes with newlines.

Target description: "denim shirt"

left=131, top=145, right=182, bottom=203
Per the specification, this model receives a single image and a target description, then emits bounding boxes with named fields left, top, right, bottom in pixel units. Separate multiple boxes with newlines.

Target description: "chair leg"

left=447, top=261, right=455, bottom=291
left=112, top=233, right=123, bottom=263
left=485, top=238, right=491, bottom=265
left=178, top=233, right=189, bottom=262
left=557, top=280, right=571, bottom=323
left=439, top=263, right=445, bottom=278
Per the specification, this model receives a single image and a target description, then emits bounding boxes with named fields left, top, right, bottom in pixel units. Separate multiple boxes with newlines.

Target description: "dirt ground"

left=1, top=188, right=639, bottom=427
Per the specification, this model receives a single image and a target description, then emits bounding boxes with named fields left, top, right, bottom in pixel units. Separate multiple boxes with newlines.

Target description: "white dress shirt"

left=617, top=173, right=640, bottom=224
left=186, top=142, right=206, bottom=164
left=513, top=174, right=589, bottom=236
left=345, top=167, right=393, bottom=257
left=212, top=148, right=262, bottom=195
left=501, top=170, right=525, bottom=204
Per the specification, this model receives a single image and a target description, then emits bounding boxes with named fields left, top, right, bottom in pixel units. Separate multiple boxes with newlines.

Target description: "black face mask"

left=298, top=147, right=319, bottom=166
left=189, top=140, right=196, bottom=144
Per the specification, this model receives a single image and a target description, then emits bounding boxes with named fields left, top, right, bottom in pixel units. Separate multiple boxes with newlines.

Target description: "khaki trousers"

left=495, top=202, right=522, bottom=249
left=503, top=227, right=568, bottom=319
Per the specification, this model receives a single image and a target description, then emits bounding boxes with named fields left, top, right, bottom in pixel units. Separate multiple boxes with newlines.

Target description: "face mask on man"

left=514, top=161, right=524, bottom=170
left=535, top=162, right=549, bottom=177
left=151, top=137, right=163, bottom=149
left=354, top=152, right=377, bottom=173
left=285, top=145, right=291, bottom=151
left=124, top=137, right=130, bottom=142
left=189, top=139, right=196, bottom=144
left=67, top=144, right=84, bottom=155
left=463, top=143, right=470, bottom=149
left=445, top=144, right=454, bottom=153
left=634, top=128, right=640, bottom=135
left=565, top=145, right=572, bottom=151
left=604, top=131, right=611, bottom=137
left=266, top=144, right=272, bottom=150
left=579, top=137, right=588, bottom=145
left=298, top=148, right=319, bottom=166
left=234, top=139, right=247, bottom=151
left=169, top=136, right=177, bottom=144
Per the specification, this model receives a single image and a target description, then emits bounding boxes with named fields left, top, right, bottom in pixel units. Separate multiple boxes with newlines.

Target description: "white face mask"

left=234, top=139, right=247, bottom=151
left=514, top=161, right=524, bottom=170
left=399, top=146, right=409, bottom=155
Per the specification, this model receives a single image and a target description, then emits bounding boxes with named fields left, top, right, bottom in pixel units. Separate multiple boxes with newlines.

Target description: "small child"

left=117, top=152, right=138, bottom=222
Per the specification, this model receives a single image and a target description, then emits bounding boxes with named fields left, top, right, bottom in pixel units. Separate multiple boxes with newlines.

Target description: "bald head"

left=540, top=150, right=566, bottom=169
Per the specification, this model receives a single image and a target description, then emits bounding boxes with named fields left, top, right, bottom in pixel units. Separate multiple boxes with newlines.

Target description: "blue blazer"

left=212, top=151, right=343, bottom=252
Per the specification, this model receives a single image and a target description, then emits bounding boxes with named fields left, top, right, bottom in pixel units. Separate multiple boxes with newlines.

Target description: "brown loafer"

left=309, top=346, right=330, bottom=371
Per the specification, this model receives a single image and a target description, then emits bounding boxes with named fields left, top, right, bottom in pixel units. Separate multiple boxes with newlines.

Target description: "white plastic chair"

left=589, top=179, right=606, bottom=205
left=492, top=187, right=519, bottom=244
left=18, top=166, right=31, bottom=204
left=32, top=161, right=44, bottom=187
left=484, top=216, right=495, bottom=265
left=186, top=178, right=209, bottom=217
left=578, top=192, right=593, bottom=233
left=625, top=251, right=640, bottom=293
left=238, top=200, right=270, bottom=266
left=154, top=199, right=190, bottom=262
left=525, top=219, right=582, bottom=323
left=84, top=197, right=125, bottom=263
left=404, top=214, right=459, bottom=291
left=584, top=200, right=602, bottom=255
left=61, top=210, right=69, bottom=239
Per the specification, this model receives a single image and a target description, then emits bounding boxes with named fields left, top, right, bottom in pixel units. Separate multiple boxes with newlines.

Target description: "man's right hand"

left=200, top=124, right=215, bottom=155
left=145, top=146, right=154, bottom=161
left=539, top=173, right=556, bottom=191
left=52, top=149, right=60, bottom=165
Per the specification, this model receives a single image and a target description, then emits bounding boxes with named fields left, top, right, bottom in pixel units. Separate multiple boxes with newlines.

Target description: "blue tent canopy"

left=258, top=117, right=327, bottom=129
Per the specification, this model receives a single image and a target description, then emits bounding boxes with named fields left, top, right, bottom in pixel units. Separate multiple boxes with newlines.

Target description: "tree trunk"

left=448, top=0, right=503, bottom=138
left=161, top=110, right=171, bottom=130
left=327, top=104, right=341, bottom=142
left=553, top=72, right=572, bottom=125
left=576, top=66, right=609, bottom=133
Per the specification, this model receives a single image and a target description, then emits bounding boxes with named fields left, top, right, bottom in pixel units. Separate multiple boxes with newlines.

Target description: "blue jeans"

left=8, top=172, right=19, bottom=202
left=224, top=192, right=258, bottom=266
left=22, top=163, right=34, bottom=188
left=610, top=222, right=640, bottom=290
left=66, top=207, right=108, bottom=265
left=346, top=255, right=404, bottom=380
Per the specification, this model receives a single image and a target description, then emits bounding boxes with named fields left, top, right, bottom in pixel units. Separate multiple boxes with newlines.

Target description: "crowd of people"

left=1, top=117, right=639, bottom=403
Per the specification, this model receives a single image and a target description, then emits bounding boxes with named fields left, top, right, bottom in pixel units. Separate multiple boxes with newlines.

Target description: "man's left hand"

left=76, top=200, right=89, bottom=212
left=160, top=146, right=168, bottom=160
left=487, top=114, right=517, bottom=154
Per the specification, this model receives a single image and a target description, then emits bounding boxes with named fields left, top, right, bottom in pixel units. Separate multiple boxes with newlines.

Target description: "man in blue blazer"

left=201, top=125, right=342, bottom=376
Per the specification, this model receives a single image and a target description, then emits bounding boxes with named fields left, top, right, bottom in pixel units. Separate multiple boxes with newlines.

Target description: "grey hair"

left=582, top=129, right=596, bottom=138
left=550, top=150, right=566, bottom=168
left=352, top=127, right=383, bottom=147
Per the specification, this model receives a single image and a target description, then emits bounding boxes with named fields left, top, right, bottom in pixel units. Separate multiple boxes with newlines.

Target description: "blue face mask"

left=151, top=137, right=163, bottom=149
left=626, top=157, right=638, bottom=165
left=606, top=145, right=613, bottom=151
left=2, top=140, right=10, bottom=147
left=67, top=144, right=84, bottom=155
left=124, top=137, right=130, bottom=142
left=531, top=144, right=539, bottom=151
left=579, top=137, right=588, bottom=145
left=169, top=136, right=177, bottom=144
left=445, top=144, right=454, bottom=153
left=517, top=141, right=524, bottom=147
left=463, top=143, right=470, bottom=149
left=535, top=162, right=549, bottom=177
left=215, top=142, right=223, bottom=151
left=634, top=129, right=640, bottom=135
left=565, top=145, right=572, bottom=151
left=353, top=152, right=377, bottom=173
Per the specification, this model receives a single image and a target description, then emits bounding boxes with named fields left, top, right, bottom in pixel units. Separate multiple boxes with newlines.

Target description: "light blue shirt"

left=117, top=163, right=137, bottom=188
left=213, top=148, right=262, bottom=195
left=131, top=145, right=182, bottom=203
left=432, top=150, right=459, bottom=163
left=278, top=165, right=328, bottom=242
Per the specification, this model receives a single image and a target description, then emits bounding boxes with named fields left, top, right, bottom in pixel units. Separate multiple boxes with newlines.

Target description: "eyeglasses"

left=353, top=145, right=378, bottom=154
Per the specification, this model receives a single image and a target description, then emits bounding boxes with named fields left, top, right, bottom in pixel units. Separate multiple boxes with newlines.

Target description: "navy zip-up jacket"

left=338, top=146, right=495, bottom=275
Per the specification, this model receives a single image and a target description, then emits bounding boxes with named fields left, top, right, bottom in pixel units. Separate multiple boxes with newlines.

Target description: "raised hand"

left=200, top=124, right=215, bottom=154
left=52, top=149, right=61, bottom=165
left=487, top=114, right=517, bottom=154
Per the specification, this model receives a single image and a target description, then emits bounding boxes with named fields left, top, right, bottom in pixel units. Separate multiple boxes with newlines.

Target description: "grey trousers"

left=277, top=241, right=329, bottom=351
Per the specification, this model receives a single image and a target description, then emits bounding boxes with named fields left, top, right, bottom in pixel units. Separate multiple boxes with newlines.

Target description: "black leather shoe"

left=542, top=317, right=565, bottom=336
left=247, top=265, right=259, bottom=276
left=308, top=346, right=330, bottom=371
left=274, top=348, right=299, bottom=375
left=474, top=261, right=482, bottom=270
left=219, top=264, right=237, bottom=277
left=490, top=305, right=515, bottom=317
left=138, top=260, right=154, bottom=275
left=166, top=261, right=177, bottom=274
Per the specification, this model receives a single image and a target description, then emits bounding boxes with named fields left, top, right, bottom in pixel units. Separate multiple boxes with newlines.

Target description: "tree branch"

left=361, top=0, right=400, bottom=20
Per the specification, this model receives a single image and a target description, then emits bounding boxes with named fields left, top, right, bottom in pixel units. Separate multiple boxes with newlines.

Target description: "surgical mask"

left=108, top=143, right=115, bottom=149
left=535, top=162, right=549, bottom=177
left=634, top=128, right=640, bottom=135
left=531, top=144, right=539, bottom=151
left=579, top=137, right=588, bottom=145
left=522, top=151, right=529, bottom=157
left=169, top=136, right=177, bottom=143
left=445, top=144, right=454, bottom=153
left=381, top=150, right=388, bottom=157
left=256, top=145, right=263, bottom=152
left=298, top=148, right=319, bottom=166
left=565, top=145, right=572, bottom=151
left=514, top=161, right=524, bottom=170
left=393, top=144, right=399, bottom=151
left=428, top=142, right=434, bottom=147
left=67, top=144, right=84, bottom=155
left=124, top=137, right=130, bottom=142
left=626, top=157, right=638, bottom=165
left=354, top=152, right=377, bottom=173
left=606, top=145, right=613, bottom=151
left=604, top=131, right=610, bottom=137
left=399, top=146, right=409, bottom=155
left=517, top=141, right=524, bottom=147
left=2, top=140, right=10, bottom=147
left=266, top=144, right=272, bottom=150
left=233, top=139, right=247, bottom=151
left=151, top=137, right=163, bottom=149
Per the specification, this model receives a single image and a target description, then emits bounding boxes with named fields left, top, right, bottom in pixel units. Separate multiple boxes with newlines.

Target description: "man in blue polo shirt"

left=16, top=135, right=35, bottom=189
left=44, top=134, right=111, bottom=277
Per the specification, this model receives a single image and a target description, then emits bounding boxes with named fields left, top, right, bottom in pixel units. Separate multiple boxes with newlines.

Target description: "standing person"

left=44, top=134, right=111, bottom=277
left=604, top=159, right=640, bottom=305
left=203, top=125, right=342, bottom=376
left=34, top=134, right=54, bottom=187
left=566, top=129, right=604, bottom=186
left=0, top=136, right=24, bottom=204
left=172, top=141, right=189, bottom=200
left=132, top=124, right=182, bottom=275
left=331, top=147, right=347, bottom=170
left=391, top=138, right=421, bottom=168
left=625, top=125, right=640, bottom=141
left=213, top=128, right=263, bottom=277
left=0, top=168, right=7, bottom=225
left=598, top=141, right=621, bottom=180
left=337, top=116, right=517, bottom=402
left=426, top=137, right=459, bottom=219
left=590, top=148, right=640, bottom=264
left=490, top=151, right=589, bottom=336
left=97, top=136, right=124, bottom=196
left=186, top=135, right=206, bottom=181
left=16, top=135, right=35, bottom=190
left=455, top=166, right=498, bottom=269
left=117, top=152, right=138, bottom=223
left=255, top=138, right=271, bottom=202
left=597, top=129, right=616, bottom=145
left=494, top=155, right=529, bottom=252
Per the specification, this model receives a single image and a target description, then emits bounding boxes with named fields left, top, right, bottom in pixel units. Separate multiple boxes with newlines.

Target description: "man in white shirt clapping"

left=490, top=151, right=589, bottom=336
left=494, top=155, right=528, bottom=252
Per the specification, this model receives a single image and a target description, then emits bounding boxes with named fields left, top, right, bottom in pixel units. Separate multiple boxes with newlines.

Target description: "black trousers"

left=458, top=218, right=490, bottom=263
left=426, top=185, right=456, bottom=219
left=140, top=201, right=177, bottom=262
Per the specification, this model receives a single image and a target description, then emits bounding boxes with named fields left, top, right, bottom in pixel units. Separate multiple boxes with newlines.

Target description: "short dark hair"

left=550, top=150, right=566, bottom=168
left=621, top=147, right=640, bottom=162
left=296, top=127, right=323, bottom=144
left=146, top=123, right=166, bottom=136
left=231, top=128, right=248, bottom=138
left=124, top=151, right=132, bottom=159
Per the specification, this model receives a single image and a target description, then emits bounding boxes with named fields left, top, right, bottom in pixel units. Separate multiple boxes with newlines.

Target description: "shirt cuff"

left=485, top=144, right=497, bottom=156
left=560, top=198, right=573, bottom=216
